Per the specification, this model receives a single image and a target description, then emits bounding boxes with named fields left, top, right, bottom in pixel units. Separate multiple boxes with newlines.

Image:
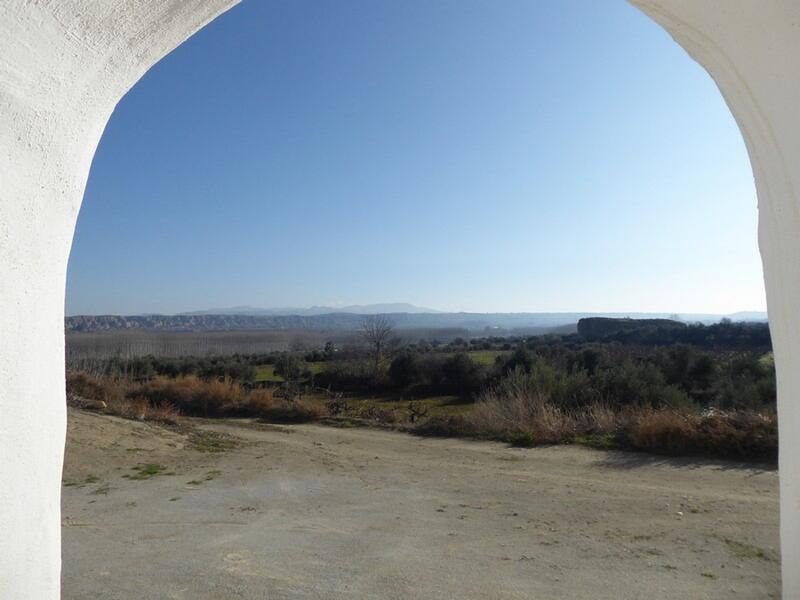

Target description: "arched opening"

left=62, top=2, right=776, bottom=598
left=1, top=1, right=798, bottom=598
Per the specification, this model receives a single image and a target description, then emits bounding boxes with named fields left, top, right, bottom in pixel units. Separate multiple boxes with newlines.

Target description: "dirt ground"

left=62, top=408, right=780, bottom=599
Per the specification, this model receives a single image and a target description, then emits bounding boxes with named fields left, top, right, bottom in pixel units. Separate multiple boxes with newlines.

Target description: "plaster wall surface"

left=0, top=1, right=797, bottom=598
left=631, top=3, right=800, bottom=595
left=0, top=2, right=241, bottom=597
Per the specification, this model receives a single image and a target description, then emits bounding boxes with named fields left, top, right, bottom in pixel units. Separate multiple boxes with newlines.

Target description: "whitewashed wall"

left=631, top=3, right=800, bottom=596
left=0, top=1, right=796, bottom=597
left=0, top=2, right=242, bottom=597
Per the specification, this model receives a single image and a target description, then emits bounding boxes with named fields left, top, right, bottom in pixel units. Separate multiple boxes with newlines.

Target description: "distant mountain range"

left=65, top=307, right=767, bottom=333
left=178, top=303, right=442, bottom=316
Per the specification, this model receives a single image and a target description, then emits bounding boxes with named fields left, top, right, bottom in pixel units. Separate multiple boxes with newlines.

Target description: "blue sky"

left=66, top=0, right=765, bottom=316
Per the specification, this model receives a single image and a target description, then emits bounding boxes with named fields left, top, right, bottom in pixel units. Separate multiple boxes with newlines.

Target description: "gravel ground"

left=62, top=409, right=780, bottom=599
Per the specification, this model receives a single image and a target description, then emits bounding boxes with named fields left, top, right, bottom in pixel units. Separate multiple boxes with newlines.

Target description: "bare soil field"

left=62, top=409, right=780, bottom=599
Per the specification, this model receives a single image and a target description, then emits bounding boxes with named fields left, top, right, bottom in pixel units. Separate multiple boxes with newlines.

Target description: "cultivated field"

left=62, top=409, right=780, bottom=599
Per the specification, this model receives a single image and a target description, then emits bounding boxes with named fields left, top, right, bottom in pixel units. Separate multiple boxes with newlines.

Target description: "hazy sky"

left=66, top=0, right=765, bottom=316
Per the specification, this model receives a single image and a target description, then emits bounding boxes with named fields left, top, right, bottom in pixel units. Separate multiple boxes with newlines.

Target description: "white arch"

left=1, top=1, right=797, bottom=597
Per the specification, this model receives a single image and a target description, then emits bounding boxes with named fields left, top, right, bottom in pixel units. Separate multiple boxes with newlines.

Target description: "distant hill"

left=65, top=310, right=767, bottom=333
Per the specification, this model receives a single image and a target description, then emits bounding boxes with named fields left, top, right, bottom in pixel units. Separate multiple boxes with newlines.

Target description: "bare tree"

left=360, top=314, right=395, bottom=372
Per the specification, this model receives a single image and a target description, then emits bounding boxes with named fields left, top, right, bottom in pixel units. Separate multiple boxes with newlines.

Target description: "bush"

left=488, top=364, right=598, bottom=410
left=316, top=360, right=388, bottom=392
left=389, top=352, right=424, bottom=389
left=257, top=399, right=328, bottom=423
left=494, top=346, right=534, bottom=375
left=442, top=352, right=485, bottom=396
left=410, top=368, right=777, bottom=462
left=274, top=353, right=308, bottom=383
left=596, top=360, right=692, bottom=409
left=242, top=388, right=275, bottom=416
left=66, top=326, right=779, bottom=462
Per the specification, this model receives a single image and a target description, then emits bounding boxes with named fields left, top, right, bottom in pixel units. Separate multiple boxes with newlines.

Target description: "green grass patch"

left=701, top=572, right=717, bottom=579
left=572, top=434, right=619, bottom=450
left=125, top=463, right=167, bottom=480
left=189, top=430, right=239, bottom=453
left=91, top=483, right=111, bottom=495
left=345, top=394, right=472, bottom=418
left=465, top=350, right=509, bottom=366
left=724, top=538, right=777, bottom=561
left=253, top=365, right=282, bottom=383
left=184, top=470, right=221, bottom=486
left=509, top=432, right=537, bottom=447
left=253, top=361, right=326, bottom=383
left=306, top=362, right=326, bottom=375
left=204, top=470, right=222, bottom=481
left=318, top=417, right=358, bottom=428
left=64, top=474, right=101, bottom=488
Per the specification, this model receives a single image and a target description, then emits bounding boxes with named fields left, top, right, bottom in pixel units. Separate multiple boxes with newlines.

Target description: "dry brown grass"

left=67, top=370, right=777, bottom=460
left=625, top=409, right=696, bottom=454
left=67, top=371, right=126, bottom=404
left=66, top=373, right=182, bottom=425
left=471, top=387, right=575, bottom=444
left=415, top=374, right=777, bottom=460
left=576, top=403, right=617, bottom=435
left=146, top=402, right=182, bottom=424
left=104, top=396, right=181, bottom=425
left=624, top=408, right=777, bottom=460
left=136, top=376, right=243, bottom=417
left=66, top=372, right=328, bottom=425
left=245, top=388, right=275, bottom=413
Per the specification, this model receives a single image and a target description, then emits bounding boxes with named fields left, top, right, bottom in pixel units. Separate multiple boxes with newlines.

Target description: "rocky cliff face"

left=64, top=313, right=367, bottom=332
